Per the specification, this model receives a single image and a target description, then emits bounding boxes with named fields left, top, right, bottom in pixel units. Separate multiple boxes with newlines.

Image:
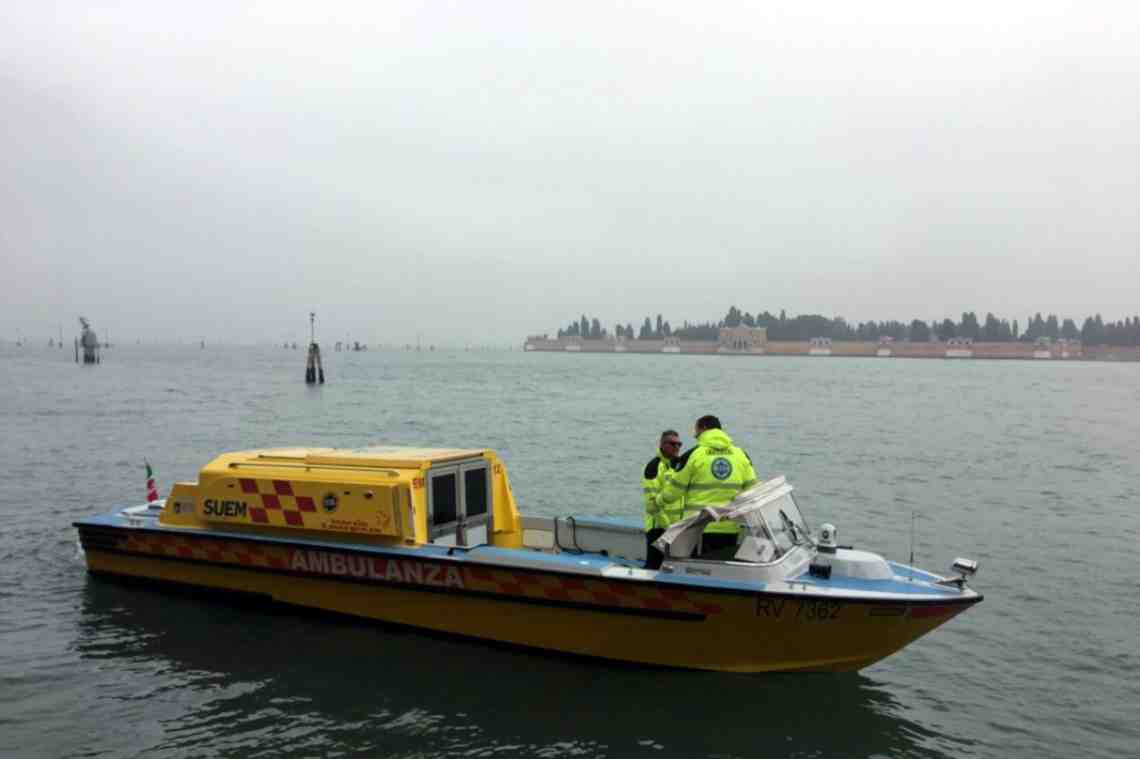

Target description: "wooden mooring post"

left=78, top=317, right=100, bottom=364
left=305, top=311, right=325, bottom=384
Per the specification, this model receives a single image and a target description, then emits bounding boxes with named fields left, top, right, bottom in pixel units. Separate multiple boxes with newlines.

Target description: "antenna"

left=908, top=511, right=916, bottom=580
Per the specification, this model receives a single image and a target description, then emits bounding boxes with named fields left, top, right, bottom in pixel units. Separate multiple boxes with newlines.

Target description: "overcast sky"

left=3, top=2, right=1137, bottom=345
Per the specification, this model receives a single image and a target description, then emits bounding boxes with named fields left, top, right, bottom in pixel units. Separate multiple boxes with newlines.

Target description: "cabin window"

left=464, top=468, right=489, bottom=517
left=427, top=459, right=493, bottom=546
left=431, top=473, right=458, bottom=527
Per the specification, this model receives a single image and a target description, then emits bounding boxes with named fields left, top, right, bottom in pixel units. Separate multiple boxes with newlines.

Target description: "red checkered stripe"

left=238, top=478, right=316, bottom=526
left=463, top=567, right=723, bottom=615
left=123, top=532, right=288, bottom=570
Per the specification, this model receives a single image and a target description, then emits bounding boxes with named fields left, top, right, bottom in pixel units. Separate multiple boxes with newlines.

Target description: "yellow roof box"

left=202, top=447, right=490, bottom=478
left=302, top=447, right=487, bottom=469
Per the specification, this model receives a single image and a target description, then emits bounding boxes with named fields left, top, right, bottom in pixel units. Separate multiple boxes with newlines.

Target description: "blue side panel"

left=564, top=515, right=643, bottom=531
left=651, top=573, right=767, bottom=592
left=792, top=569, right=959, bottom=596
left=467, top=545, right=617, bottom=571
left=75, top=513, right=131, bottom=528
left=887, top=562, right=945, bottom=583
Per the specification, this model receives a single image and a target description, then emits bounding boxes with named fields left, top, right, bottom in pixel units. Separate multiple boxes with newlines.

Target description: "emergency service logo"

left=711, top=457, right=733, bottom=480
left=171, top=498, right=194, bottom=515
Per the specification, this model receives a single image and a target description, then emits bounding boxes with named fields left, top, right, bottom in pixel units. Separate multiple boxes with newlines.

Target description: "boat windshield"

left=653, top=476, right=814, bottom=563
left=731, top=489, right=812, bottom=562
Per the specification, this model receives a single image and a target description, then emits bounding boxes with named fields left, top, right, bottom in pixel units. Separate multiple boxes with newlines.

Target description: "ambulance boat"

left=74, top=447, right=982, bottom=672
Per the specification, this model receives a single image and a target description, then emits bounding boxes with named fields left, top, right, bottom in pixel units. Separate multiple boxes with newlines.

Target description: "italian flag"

left=145, top=461, right=159, bottom=503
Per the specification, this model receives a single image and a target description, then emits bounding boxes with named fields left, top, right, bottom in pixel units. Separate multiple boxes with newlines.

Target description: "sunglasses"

left=664, top=440, right=682, bottom=447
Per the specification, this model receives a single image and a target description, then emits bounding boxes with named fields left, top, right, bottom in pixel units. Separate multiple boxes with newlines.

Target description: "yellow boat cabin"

left=159, top=447, right=522, bottom=549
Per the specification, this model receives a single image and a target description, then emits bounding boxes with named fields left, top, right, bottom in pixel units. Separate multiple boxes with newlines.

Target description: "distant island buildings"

left=525, top=326, right=1139, bottom=361
left=527, top=307, right=1140, bottom=361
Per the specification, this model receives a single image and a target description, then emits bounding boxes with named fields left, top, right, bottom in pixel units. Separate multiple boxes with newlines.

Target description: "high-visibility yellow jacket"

left=641, top=451, right=679, bottom=530
left=655, top=429, right=759, bottom=534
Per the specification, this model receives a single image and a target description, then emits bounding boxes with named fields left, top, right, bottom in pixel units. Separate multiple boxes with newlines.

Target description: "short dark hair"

left=695, top=415, right=721, bottom=431
left=659, top=429, right=679, bottom=441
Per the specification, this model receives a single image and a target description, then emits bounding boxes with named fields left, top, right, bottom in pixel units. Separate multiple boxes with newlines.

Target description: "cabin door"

left=426, top=460, right=492, bottom=547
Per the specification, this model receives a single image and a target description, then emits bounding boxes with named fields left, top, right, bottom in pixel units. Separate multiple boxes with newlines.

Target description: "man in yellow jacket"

left=642, top=429, right=682, bottom=569
left=655, top=415, right=758, bottom=559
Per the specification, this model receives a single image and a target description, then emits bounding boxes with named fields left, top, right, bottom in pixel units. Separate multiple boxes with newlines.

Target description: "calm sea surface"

left=1, top=344, right=1137, bottom=758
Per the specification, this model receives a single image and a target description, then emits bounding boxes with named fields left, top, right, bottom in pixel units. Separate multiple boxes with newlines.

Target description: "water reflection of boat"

left=75, top=447, right=981, bottom=673
left=75, top=580, right=964, bottom=758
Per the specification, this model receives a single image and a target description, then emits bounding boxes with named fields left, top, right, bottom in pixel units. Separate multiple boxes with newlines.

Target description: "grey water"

left=1, top=344, right=1137, bottom=758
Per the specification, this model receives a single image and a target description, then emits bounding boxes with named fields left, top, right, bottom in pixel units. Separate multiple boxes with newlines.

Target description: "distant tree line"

left=556, top=314, right=608, bottom=339
left=557, top=307, right=1140, bottom=345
